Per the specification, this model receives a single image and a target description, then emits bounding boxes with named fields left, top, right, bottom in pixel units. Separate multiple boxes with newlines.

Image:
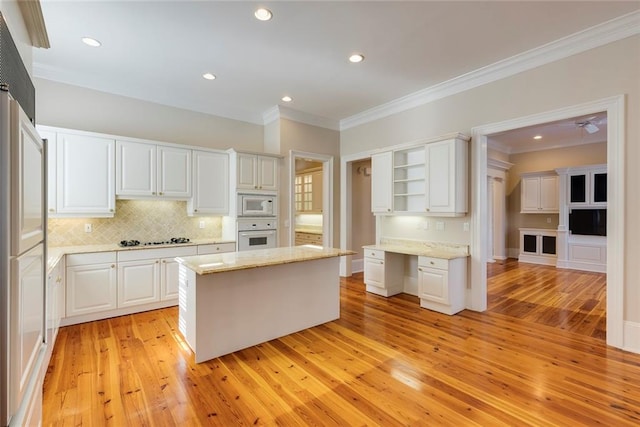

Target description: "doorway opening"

left=471, top=95, right=625, bottom=350
left=288, top=151, right=334, bottom=248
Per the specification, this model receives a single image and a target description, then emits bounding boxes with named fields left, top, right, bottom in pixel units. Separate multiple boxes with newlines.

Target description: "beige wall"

left=351, top=159, right=375, bottom=260
left=505, top=142, right=607, bottom=251
left=340, top=35, right=640, bottom=322
left=34, top=79, right=264, bottom=151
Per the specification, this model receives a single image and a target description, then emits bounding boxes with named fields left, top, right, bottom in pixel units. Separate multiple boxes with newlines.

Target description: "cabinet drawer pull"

left=152, top=192, right=156, bottom=195
left=418, top=267, right=423, bottom=272
left=155, top=260, right=159, bottom=263
left=111, top=264, right=115, bottom=268
left=49, top=208, right=55, bottom=212
left=430, top=261, right=435, bottom=265
left=162, top=260, right=166, bottom=263
left=110, top=209, right=114, bottom=212
left=379, top=261, right=383, bottom=265
left=159, top=192, right=164, bottom=196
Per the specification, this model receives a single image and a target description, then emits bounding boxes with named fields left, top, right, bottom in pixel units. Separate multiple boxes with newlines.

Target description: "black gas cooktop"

left=119, top=237, right=190, bottom=247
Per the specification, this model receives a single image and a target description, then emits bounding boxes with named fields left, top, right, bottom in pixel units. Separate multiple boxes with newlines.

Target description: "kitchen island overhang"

left=176, top=245, right=355, bottom=363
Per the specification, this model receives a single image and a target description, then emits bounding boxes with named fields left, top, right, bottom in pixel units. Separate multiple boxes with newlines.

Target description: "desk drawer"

left=364, top=249, right=384, bottom=260
left=418, top=256, right=448, bottom=270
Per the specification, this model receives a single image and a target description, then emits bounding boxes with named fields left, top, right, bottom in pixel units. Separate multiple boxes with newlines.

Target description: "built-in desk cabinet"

left=363, top=249, right=404, bottom=296
left=418, top=256, right=467, bottom=315
left=518, top=228, right=557, bottom=266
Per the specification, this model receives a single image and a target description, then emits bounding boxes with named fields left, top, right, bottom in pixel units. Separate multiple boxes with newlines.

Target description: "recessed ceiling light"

left=533, top=135, right=543, bottom=140
left=81, top=37, right=101, bottom=47
left=202, top=73, right=216, bottom=80
left=349, top=53, right=364, bottom=63
left=254, top=8, right=272, bottom=21
left=281, top=95, right=292, bottom=102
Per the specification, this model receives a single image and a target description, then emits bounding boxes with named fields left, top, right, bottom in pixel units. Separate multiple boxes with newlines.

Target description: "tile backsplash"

left=48, top=200, right=223, bottom=246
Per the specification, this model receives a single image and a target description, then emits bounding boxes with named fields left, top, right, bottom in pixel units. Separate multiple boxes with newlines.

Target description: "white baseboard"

left=518, top=254, right=557, bottom=266
left=624, top=321, right=640, bottom=354
left=351, top=258, right=363, bottom=273
left=556, top=260, right=606, bottom=273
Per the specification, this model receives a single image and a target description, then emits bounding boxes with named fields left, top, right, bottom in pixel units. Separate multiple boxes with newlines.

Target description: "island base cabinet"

left=418, top=256, right=467, bottom=315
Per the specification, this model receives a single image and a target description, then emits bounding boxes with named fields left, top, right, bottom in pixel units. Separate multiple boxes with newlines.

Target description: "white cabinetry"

left=116, top=140, right=191, bottom=199
left=295, top=169, right=323, bottom=213
left=418, top=256, right=467, bottom=315
left=188, top=150, right=229, bottom=215
left=371, top=151, right=393, bottom=213
left=197, top=242, right=236, bottom=255
left=235, top=152, right=278, bottom=191
left=568, top=164, right=607, bottom=207
left=66, top=252, right=117, bottom=317
left=518, top=228, right=557, bottom=266
left=425, top=138, right=468, bottom=216
left=52, top=132, right=115, bottom=217
left=45, top=256, right=64, bottom=361
left=520, top=171, right=559, bottom=213
left=117, top=259, right=160, bottom=308
left=370, top=134, right=469, bottom=216
left=363, top=249, right=403, bottom=296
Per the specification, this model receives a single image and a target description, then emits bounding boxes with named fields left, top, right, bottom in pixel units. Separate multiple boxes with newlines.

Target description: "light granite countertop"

left=294, top=227, right=323, bottom=235
left=46, top=238, right=236, bottom=274
left=363, top=238, right=469, bottom=260
left=177, top=245, right=355, bottom=275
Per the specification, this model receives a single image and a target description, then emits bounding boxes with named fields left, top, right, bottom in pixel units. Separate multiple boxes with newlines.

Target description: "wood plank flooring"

left=43, top=273, right=640, bottom=426
left=487, top=259, right=607, bottom=339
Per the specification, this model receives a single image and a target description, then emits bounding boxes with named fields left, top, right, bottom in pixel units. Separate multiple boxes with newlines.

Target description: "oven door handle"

left=239, top=231, right=276, bottom=237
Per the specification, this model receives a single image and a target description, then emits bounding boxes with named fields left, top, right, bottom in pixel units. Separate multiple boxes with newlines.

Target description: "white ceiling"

left=34, top=1, right=638, bottom=130
left=488, top=113, right=608, bottom=154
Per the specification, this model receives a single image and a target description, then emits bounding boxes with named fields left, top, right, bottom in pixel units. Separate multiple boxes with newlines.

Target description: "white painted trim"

left=517, top=255, right=557, bottom=267
left=623, top=321, right=640, bottom=354
left=266, top=106, right=340, bottom=130
left=288, top=150, right=334, bottom=248
left=340, top=150, right=377, bottom=277
left=487, top=158, right=513, bottom=172
left=471, top=95, right=626, bottom=351
left=556, top=261, right=606, bottom=274
left=340, top=10, right=640, bottom=131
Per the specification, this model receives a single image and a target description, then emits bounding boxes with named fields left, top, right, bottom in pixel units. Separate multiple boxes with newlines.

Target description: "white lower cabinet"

left=363, top=249, right=403, bottom=297
left=118, top=259, right=161, bottom=307
left=160, top=257, right=181, bottom=300
left=518, top=228, right=557, bottom=266
left=418, top=256, right=467, bottom=315
left=66, top=252, right=117, bottom=317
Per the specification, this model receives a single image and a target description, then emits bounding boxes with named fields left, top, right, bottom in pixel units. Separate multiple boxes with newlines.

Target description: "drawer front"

left=197, top=242, right=236, bottom=255
left=66, top=251, right=117, bottom=266
left=418, top=256, right=448, bottom=270
left=364, top=249, right=384, bottom=260
left=118, top=245, right=197, bottom=262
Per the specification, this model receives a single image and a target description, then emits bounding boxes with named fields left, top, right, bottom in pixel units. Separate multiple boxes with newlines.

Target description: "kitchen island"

left=176, top=245, right=354, bottom=363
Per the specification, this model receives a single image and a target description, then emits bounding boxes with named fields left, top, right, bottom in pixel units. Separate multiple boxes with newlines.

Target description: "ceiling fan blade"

left=584, top=123, right=599, bottom=134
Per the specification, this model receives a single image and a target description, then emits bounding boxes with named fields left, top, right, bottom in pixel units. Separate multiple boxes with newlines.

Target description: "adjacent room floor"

left=487, top=259, right=606, bottom=340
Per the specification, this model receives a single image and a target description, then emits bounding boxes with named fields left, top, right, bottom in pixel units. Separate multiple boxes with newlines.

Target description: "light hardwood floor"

left=43, top=273, right=639, bottom=426
left=487, top=259, right=607, bottom=339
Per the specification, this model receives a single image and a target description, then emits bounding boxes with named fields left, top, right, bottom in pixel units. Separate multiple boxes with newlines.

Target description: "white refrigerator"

left=0, top=87, right=47, bottom=426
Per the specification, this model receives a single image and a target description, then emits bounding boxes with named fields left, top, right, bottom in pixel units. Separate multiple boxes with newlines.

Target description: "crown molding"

left=18, top=0, right=49, bottom=48
left=262, top=105, right=340, bottom=131
left=340, top=10, right=640, bottom=131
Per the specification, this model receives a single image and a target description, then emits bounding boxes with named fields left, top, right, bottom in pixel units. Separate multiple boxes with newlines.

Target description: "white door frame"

left=470, top=95, right=625, bottom=350
left=288, top=150, right=334, bottom=247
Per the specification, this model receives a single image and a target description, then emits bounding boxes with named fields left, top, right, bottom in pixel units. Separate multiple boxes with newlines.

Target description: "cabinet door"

left=10, top=245, right=44, bottom=412
left=311, top=170, right=323, bottom=212
left=117, top=259, right=160, bottom=308
left=66, top=262, right=116, bottom=317
left=116, top=140, right=156, bottom=197
left=11, top=104, right=44, bottom=254
left=522, top=234, right=538, bottom=254
left=364, top=257, right=385, bottom=288
left=237, top=153, right=257, bottom=190
left=418, top=267, right=449, bottom=304
left=157, top=146, right=191, bottom=198
left=258, top=156, right=278, bottom=191
left=160, top=257, right=180, bottom=301
left=539, top=175, right=559, bottom=212
left=426, top=139, right=467, bottom=215
left=521, top=177, right=541, bottom=212
left=570, top=174, right=587, bottom=204
left=189, top=150, right=229, bottom=215
left=371, top=152, right=393, bottom=213
left=56, top=133, right=115, bottom=216
left=592, top=171, right=607, bottom=204
left=38, top=129, right=58, bottom=215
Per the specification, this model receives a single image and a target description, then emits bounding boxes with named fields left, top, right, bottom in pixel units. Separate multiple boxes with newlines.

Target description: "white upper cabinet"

left=520, top=171, right=559, bottom=213
left=116, top=141, right=191, bottom=199
left=425, top=137, right=468, bottom=216
left=236, top=152, right=279, bottom=192
left=55, top=132, right=115, bottom=217
left=188, top=150, right=229, bottom=215
left=371, top=151, right=393, bottom=214
left=567, top=165, right=607, bottom=207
